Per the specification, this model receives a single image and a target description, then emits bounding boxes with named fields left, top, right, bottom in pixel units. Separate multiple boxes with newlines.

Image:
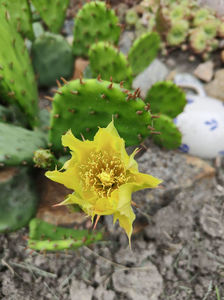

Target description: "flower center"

left=79, top=150, right=129, bottom=197
left=97, top=171, right=115, bottom=187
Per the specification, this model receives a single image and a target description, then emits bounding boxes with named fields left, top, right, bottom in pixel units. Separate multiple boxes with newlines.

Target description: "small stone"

left=194, top=61, right=214, bottom=82
left=199, top=204, right=224, bottom=237
left=70, top=280, right=94, bottom=300
left=93, top=287, right=116, bottom=300
left=174, top=73, right=205, bottom=96
left=112, top=262, right=163, bottom=300
left=205, top=69, right=224, bottom=101
left=194, top=284, right=204, bottom=298
left=132, top=59, right=169, bottom=98
left=119, top=31, right=135, bottom=55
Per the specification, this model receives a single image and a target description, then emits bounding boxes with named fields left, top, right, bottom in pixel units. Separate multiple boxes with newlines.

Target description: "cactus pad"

left=145, top=81, right=186, bottom=118
left=73, top=1, right=120, bottom=57
left=31, top=0, right=70, bottom=33
left=28, top=218, right=103, bottom=251
left=0, top=6, right=38, bottom=127
left=128, top=32, right=160, bottom=76
left=152, top=114, right=182, bottom=149
left=0, top=123, right=47, bottom=166
left=49, top=78, right=153, bottom=152
left=89, top=42, right=132, bottom=88
left=0, top=167, right=38, bottom=233
left=0, top=0, right=34, bottom=40
left=31, top=33, right=74, bottom=87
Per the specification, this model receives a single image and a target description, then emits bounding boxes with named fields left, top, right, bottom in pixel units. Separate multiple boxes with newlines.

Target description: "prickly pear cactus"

left=49, top=78, right=153, bottom=152
left=28, top=218, right=103, bottom=251
left=31, top=33, right=74, bottom=87
left=152, top=114, right=182, bottom=149
left=30, top=0, right=70, bottom=33
left=145, top=81, right=186, bottom=118
left=0, top=123, right=47, bottom=166
left=0, top=167, right=38, bottom=233
left=128, top=32, right=160, bottom=76
left=89, top=42, right=133, bottom=88
left=73, top=1, right=120, bottom=57
left=0, top=6, right=38, bottom=127
left=0, top=0, right=34, bottom=40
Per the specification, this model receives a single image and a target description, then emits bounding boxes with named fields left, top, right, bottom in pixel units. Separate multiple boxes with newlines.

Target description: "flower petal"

left=94, top=121, right=130, bottom=165
left=62, top=129, right=95, bottom=162
left=94, top=197, right=117, bottom=215
left=59, top=192, right=94, bottom=216
left=131, top=172, right=162, bottom=191
left=45, top=166, right=80, bottom=191
left=113, top=206, right=135, bottom=245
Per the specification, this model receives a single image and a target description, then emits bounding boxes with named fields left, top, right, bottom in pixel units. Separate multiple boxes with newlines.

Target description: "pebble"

left=112, top=261, right=163, bottom=300
left=199, top=204, right=224, bottom=237
left=70, top=280, right=94, bottom=300
left=132, top=59, right=169, bottom=97
left=193, top=61, right=214, bottom=82
left=205, top=69, right=224, bottom=101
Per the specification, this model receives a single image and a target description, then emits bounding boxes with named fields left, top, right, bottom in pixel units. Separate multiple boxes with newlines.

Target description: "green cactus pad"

left=152, top=114, right=182, bottom=149
left=30, top=0, right=69, bottom=33
left=0, top=6, right=38, bottom=127
left=73, top=1, right=120, bottom=57
left=28, top=218, right=103, bottom=251
left=128, top=32, right=160, bottom=76
left=31, top=33, right=74, bottom=87
left=0, top=167, right=38, bottom=233
left=145, top=81, right=186, bottom=118
left=49, top=78, right=153, bottom=152
left=89, top=42, right=133, bottom=88
left=166, top=20, right=189, bottom=46
left=0, top=123, right=47, bottom=166
left=189, top=28, right=208, bottom=54
left=0, top=0, right=34, bottom=40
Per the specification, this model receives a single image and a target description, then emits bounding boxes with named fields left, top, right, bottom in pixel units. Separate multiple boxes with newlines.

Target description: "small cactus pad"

left=33, top=149, right=57, bottom=170
left=30, top=0, right=70, bottom=33
left=166, top=20, right=189, bottom=46
left=73, top=1, right=120, bottom=57
left=89, top=42, right=133, bottom=88
left=128, top=32, right=160, bottom=76
left=0, top=167, right=38, bottom=233
left=145, top=81, right=186, bottom=118
left=31, top=33, right=74, bottom=87
left=49, top=78, right=153, bottom=152
left=28, top=218, right=103, bottom=251
left=189, top=28, right=207, bottom=54
left=0, top=6, right=38, bottom=127
left=0, top=0, right=34, bottom=40
left=0, top=123, right=47, bottom=166
left=152, top=114, right=182, bottom=149
left=193, top=8, right=213, bottom=26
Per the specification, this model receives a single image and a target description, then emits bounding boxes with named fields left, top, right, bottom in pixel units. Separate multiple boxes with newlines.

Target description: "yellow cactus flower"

left=45, top=121, right=162, bottom=243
